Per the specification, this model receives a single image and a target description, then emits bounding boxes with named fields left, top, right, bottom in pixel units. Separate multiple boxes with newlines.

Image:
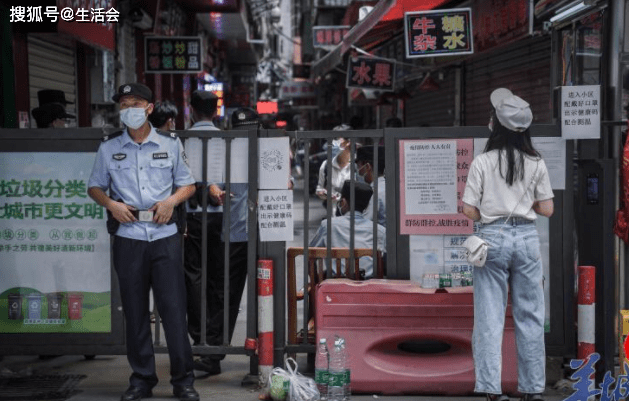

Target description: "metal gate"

left=0, top=124, right=572, bottom=377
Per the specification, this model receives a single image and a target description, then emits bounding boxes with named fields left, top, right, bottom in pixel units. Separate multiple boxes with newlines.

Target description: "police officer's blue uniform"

left=183, top=119, right=249, bottom=373
left=88, top=125, right=196, bottom=393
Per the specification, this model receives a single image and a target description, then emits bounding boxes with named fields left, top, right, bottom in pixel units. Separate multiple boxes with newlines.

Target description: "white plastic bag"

left=263, top=358, right=320, bottom=401
left=267, top=366, right=291, bottom=401
left=284, top=358, right=319, bottom=401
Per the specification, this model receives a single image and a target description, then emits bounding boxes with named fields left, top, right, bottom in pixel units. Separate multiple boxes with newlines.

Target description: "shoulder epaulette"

left=102, top=130, right=123, bottom=142
left=155, top=128, right=178, bottom=139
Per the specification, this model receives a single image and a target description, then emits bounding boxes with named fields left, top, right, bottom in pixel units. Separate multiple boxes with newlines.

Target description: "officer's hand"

left=149, top=199, right=175, bottom=224
left=209, top=185, right=226, bottom=206
left=109, top=201, right=137, bottom=223
left=316, top=188, right=327, bottom=200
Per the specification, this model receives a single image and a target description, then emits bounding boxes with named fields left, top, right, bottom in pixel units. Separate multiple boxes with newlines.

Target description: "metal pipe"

left=200, top=136, right=209, bottom=346
left=223, top=137, right=232, bottom=346
left=302, top=139, right=310, bottom=345
left=608, top=0, right=627, bottom=311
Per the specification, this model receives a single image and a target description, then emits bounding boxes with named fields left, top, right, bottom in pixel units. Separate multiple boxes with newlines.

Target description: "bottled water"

left=315, top=338, right=329, bottom=400
left=328, top=336, right=350, bottom=401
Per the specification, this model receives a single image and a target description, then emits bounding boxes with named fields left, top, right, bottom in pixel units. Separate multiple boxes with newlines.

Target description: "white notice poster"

left=258, top=190, right=294, bottom=242
left=561, top=85, right=601, bottom=139
left=533, top=137, right=566, bottom=190
left=474, top=137, right=565, bottom=190
left=187, top=138, right=249, bottom=184
left=259, top=137, right=291, bottom=190
left=403, top=139, right=457, bottom=214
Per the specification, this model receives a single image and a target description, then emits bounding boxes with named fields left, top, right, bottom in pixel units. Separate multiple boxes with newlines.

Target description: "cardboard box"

left=619, top=310, right=629, bottom=374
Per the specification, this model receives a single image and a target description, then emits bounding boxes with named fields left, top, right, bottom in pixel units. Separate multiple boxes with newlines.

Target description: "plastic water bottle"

left=315, top=338, right=329, bottom=400
left=328, top=336, right=350, bottom=401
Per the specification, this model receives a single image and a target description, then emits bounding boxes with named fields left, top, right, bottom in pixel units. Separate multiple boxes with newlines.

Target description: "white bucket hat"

left=490, top=88, right=533, bottom=132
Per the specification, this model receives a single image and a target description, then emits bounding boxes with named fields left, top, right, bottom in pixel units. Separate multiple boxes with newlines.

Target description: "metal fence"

left=0, top=124, right=572, bottom=376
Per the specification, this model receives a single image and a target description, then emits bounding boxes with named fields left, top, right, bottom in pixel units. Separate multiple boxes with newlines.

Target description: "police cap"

left=231, top=107, right=259, bottom=128
left=112, top=83, right=153, bottom=103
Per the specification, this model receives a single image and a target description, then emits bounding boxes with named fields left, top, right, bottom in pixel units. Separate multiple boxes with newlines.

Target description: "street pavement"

left=0, top=178, right=572, bottom=401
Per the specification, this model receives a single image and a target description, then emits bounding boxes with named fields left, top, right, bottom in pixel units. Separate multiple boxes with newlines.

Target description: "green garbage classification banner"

left=0, top=153, right=111, bottom=333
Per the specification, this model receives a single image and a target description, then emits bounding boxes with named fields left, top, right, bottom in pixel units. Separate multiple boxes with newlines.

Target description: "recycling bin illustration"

left=8, top=293, right=22, bottom=320
left=47, top=293, right=63, bottom=319
left=25, top=294, right=43, bottom=320
left=68, top=293, right=84, bottom=320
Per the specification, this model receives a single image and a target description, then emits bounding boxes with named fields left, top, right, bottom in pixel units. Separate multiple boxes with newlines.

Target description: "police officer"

left=87, top=83, right=199, bottom=401
left=182, top=91, right=224, bottom=375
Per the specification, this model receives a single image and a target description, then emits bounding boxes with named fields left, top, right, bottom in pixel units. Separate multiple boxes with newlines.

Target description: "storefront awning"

left=312, top=0, right=452, bottom=78
left=312, top=0, right=396, bottom=78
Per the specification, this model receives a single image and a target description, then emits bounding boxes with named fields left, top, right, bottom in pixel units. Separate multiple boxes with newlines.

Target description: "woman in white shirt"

left=462, top=88, right=554, bottom=401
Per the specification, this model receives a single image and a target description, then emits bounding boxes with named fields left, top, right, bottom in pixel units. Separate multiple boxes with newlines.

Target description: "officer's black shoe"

left=120, top=386, right=152, bottom=401
left=173, top=385, right=200, bottom=401
left=193, top=357, right=221, bottom=376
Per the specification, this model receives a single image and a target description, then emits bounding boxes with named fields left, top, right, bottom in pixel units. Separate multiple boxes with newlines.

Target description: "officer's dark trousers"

left=183, top=213, right=248, bottom=360
left=113, top=234, right=194, bottom=390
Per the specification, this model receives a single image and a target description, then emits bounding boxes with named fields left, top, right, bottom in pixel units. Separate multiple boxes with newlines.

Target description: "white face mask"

left=357, top=164, right=368, bottom=178
left=337, top=202, right=345, bottom=216
left=120, top=106, right=148, bottom=129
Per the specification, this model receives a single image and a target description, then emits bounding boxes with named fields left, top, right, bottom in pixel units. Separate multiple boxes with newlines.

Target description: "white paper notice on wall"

left=259, top=137, right=290, bottom=189
left=258, top=190, right=294, bottom=242
left=561, top=85, right=600, bottom=139
left=474, top=137, right=565, bottom=190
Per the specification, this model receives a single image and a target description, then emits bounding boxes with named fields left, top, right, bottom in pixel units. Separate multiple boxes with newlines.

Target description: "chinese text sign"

left=404, top=8, right=474, bottom=58
left=145, top=36, right=203, bottom=74
left=0, top=153, right=111, bottom=333
left=561, top=85, right=601, bottom=139
left=258, top=190, right=294, bottom=242
left=313, top=26, right=350, bottom=48
left=471, top=0, right=532, bottom=53
left=400, top=139, right=474, bottom=235
left=346, top=57, right=396, bottom=92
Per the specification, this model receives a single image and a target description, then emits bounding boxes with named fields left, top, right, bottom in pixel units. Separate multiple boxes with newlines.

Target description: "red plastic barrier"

left=315, top=279, right=517, bottom=396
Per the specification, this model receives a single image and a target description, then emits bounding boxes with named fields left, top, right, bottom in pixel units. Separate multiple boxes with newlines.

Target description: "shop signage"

left=279, top=81, right=316, bottom=100
left=320, top=0, right=351, bottom=7
left=560, top=85, right=601, bottom=140
left=313, top=26, right=350, bottom=48
left=404, top=8, right=473, bottom=59
left=56, top=0, right=117, bottom=52
left=346, top=57, right=396, bottom=92
left=399, top=139, right=474, bottom=235
left=0, top=153, right=111, bottom=333
left=471, top=0, right=532, bottom=53
left=144, top=36, right=203, bottom=74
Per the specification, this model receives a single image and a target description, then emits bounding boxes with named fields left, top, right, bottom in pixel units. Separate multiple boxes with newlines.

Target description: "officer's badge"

left=113, top=153, right=127, bottom=160
left=123, top=85, right=131, bottom=93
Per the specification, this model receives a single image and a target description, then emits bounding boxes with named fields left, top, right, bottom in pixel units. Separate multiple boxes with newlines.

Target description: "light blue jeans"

left=473, top=218, right=546, bottom=395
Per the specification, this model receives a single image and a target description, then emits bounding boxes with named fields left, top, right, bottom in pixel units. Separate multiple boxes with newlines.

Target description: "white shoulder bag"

left=463, top=161, right=540, bottom=267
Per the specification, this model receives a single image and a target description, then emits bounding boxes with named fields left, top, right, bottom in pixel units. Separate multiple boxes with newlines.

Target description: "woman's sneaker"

left=521, top=394, right=544, bottom=401
left=487, top=394, right=510, bottom=401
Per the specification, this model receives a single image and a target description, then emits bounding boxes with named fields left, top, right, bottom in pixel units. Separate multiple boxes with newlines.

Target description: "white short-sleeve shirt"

left=462, top=149, right=554, bottom=224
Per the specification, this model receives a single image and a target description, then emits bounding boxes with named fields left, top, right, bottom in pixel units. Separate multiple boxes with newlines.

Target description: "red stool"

left=315, top=279, right=517, bottom=395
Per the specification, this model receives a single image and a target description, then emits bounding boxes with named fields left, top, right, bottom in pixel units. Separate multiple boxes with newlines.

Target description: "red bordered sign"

left=404, top=8, right=474, bottom=59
